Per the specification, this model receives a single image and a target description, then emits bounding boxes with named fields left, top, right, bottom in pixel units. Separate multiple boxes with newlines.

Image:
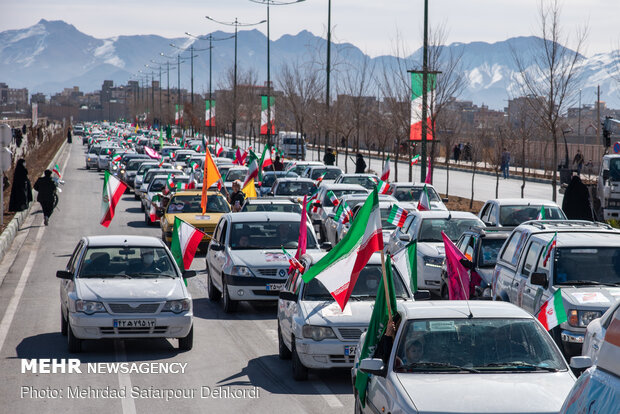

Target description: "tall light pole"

left=160, top=53, right=181, bottom=125
left=420, top=0, right=429, bottom=183
left=206, top=16, right=266, bottom=148
left=145, top=65, right=155, bottom=121
left=150, top=59, right=164, bottom=123
left=326, top=0, right=332, bottom=154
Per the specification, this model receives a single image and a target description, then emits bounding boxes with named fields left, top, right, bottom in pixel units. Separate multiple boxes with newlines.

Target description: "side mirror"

left=603, top=170, right=610, bottom=181
left=398, top=233, right=412, bottom=243
left=321, top=242, right=333, bottom=251
left=359, top=358, right=386, bottom=377
left=442, top=197, right=449, bottom=203
left=460, top=258, right=475, bottom=270
left=56, top=270, right=73, bottom=279
left=413, top=290, right=431, bottom=301
left=530, top=272, right=548, bottom=288
left=278, top=291, right=298, bottom=302
left=570, top=356, right=592, bottom=370
left=183, top=270, right=197, bottom=279
left=210, top=243, right=224, bottom=252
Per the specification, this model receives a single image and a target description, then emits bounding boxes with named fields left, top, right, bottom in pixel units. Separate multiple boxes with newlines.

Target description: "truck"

left=276, top=131, right=306, bottom=160
left=596, top=117, right=620, bottom=220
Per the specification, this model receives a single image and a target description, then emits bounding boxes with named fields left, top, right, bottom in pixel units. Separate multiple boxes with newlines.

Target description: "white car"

left=353, top=301, right=576, bottom=414
left=278, top=253, right=416, bottom=380
left=136, top=168, right=180, bottom=200
left=134, top=162, right=173, bottom=197
left=302, top=165, right=344, bottom=185
left=333, top=173, right=380, bottom=191
left=97, top=145, right=120, bottom=171
left=285, top=161, right=324, bottom=176
left=309, top=183, right=369, bottom=241
left=339, top=200, right=407, bottom=247
left=224, top=166, right=249, bottom=183
left=205, top=212, right=326, bottom=313
left=388, top=182, right=447, bottom=211
left=142, top=173, right=189, bottom=217
left=387, top=210, right=484, bottom=295
left=57, top=235, right=195, bottom=353
left=240, top=197, right=303, bottom=214
left=581, top=298, right=620, bottom=364
left=479, top=198, right=567, bottom=227
left=85, top=145, right=102, bottom=170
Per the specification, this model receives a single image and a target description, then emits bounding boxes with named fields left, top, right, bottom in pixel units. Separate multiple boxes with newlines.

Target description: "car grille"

left=100, top=326, right=168, bottom=335
left=256, top=268, right=288, bottom=277
left=328, top=355, right=355, bottom=364
left=108, top=303, right=161, bottom=314
left=336, top=327, right=364, bottom=341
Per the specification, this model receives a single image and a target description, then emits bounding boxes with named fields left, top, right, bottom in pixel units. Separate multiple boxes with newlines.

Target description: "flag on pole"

left=410, top=72, right=436, bottom=141
left=376, top=179, right=390, bottom=194
left=215, top=140, right=224, bottom=156
left=334, top=200, right=353, bottom=232
left=148, top=194, right=160, bottom=222
left=354, top=253, right=397, bottom=408
left=100, top=170, right=127, bottom=227
left=258, top=145, right=273, bottom=180
left=243, top=151, right=260, bottom=188
left=52, top=163, right=62, bottom=179
left=380, top=156, right=390, bottom=181
left=144, top=146, right=161, bottom=159
left=442, top=231, right=471, bottom=300
left=205, top=99, right=216, bottom=127
left=417, top=184, right=432, bottom=211
left=175, top=104, right=184, bottom=125
left=302, top=189, right=384, bottom=310
left=392, top=241, right=418, bottom=293
left=242, top=178, right=257, bottom=199
left=536, top=206, right=547, bottom=220
left=411, top=154, right=421, bottom=165
left=327, top=190, right=340, bottom=207
left=157, top=159, right=165, bottom=168
left=315, top=171, right=327, bottom=185
left=542, top=232, right=557, bottom=266
left=170, top=217, right=206, bottom=270
left=387, top=205, right=409, bottom=228
left=282, top=247, right=305, bottom=273
left=536, top=289, right=567, bottom=331
left=201, top=146, right=222, bottom=214
left=260, top=95, right=275, bottom=135
left=159, top=129, right=164, bottom=148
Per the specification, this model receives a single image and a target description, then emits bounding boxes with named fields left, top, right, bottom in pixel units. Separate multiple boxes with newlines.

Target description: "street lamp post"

left=420, top=0, right=429, bottom=183
left=206, top=16, right=266, bottom=148
left=326, top=0, right=332, bottom=155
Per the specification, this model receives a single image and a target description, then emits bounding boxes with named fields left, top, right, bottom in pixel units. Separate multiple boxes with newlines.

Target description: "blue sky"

left=3, top=0, right=617, bottom=56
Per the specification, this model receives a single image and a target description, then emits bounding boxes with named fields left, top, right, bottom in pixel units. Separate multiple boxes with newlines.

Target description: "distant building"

left=0, top=82, right=29, bottom=105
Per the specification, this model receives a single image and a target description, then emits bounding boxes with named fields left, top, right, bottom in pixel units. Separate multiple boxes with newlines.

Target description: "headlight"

left=120, top=169, right=125, bottom=174
left=163, top=299, right=191, bottom=313
left=75, top=300, right=105, bottom=314
left=176, top=165, right=184, bottom=170
left=87, top=157, right=91, bottom=161
left=423, top=255, right=444, bottom=268
left=230, top=266, right=253, bottom=277
left=568, top=309, right=602, bottom=327
left=302, top=325, right=336, bottom=341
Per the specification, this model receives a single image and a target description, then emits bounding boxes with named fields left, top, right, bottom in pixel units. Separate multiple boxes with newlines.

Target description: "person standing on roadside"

left=34, top=170, right=57, bottom=225
left=9, top=158, right=32, bottom=212
left=67, top=126, right=72, bottom=143
left=501, top=148, right=511, bottom=179
left=572, top=149, right=584, bottom=175
left=323, top=148, right=335, bottom=166
left=355, top=153, right=367, bottom=173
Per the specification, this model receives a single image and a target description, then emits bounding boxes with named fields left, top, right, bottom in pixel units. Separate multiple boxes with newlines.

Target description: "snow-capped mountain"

left=1, top=19, right=618, bottom=109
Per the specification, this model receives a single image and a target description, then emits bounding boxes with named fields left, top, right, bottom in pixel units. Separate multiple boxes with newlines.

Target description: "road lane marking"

left=115, top=341, right=137, bottom=414
left=312, top=381, right=344, bottom=408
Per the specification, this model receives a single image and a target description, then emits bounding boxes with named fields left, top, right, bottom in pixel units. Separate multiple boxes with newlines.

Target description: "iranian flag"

left=215, top=140, right=224, bottom=156
left=170, top=217, right=206, bottom=270
left=392, top=241, right=418, bottom=293
left=537, top=289, right=567, bottom=331
left=148, top=194, right=160, bottom=222
left=112, top=154, right=122, bottom=164
left=411, top=154, right=421, bottom=165
left=144, top=146, right=161, bottom=159
left=334, top=200, right=353, bottom=231
left=243, top=150, right=260, bottom=188
left=175, top=104, right=184, bottom=125
left=259, top=145, right=273, bottom=180
left=327, top=190, right=340, bottom=207
left=205, top=99, right=215, bottom=127
left=100, top=170, right=127, bottom=227
left=260, top=95, right=275, bottom=135
left=376, top=179, right=390, bottom=194
left=52, top=163, right=62, bottom=179
left=282, top=247, right=305, bottom=273
left=315, top=171, right=327, bottom=184
left=380, top=156, right=390, bottom=181
left=537, top=206, right=547, bottom=220
left=387, top=205, right=408, bottom=228
left=417, top=184, right=431, bottom=211
left=410, top=72, right=436, bottom=141
left=542, top=232, right=557, bottom=266
left=302, top=189, right=383, bottom=310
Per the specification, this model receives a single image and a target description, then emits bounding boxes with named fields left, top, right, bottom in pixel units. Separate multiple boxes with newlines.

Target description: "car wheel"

left=221, top=279, right=237, bottom=313
left=140, top=202, right=145, bottom=212
left=67, top=320, right=82, bottom=353
left=278, top=323, right=292, bottom=360
left=207, top=267, right=221, bottom=302
left=178, top=326, right=193, bottom=351
left=291, top=337, right=308, bottom=381
left=85, top=165, right=90, bottom=170
left=60, top=308, right=67, bottom=336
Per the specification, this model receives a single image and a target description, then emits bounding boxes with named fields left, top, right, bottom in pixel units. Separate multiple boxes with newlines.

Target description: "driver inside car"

left=128, top=248, right=163, bottom=274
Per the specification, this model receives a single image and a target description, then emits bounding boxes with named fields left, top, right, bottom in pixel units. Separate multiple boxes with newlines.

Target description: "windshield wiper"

left=350, top=295, right=374, bottom=301
left=81, top=274, right=130, bottom=279
left=480, top=362, right=559, bottom=372
left=126, top=272, right=176, bottom=278
left=556, top=280, right=608, bottom=286
left=399, top=362, right=479, bottom=373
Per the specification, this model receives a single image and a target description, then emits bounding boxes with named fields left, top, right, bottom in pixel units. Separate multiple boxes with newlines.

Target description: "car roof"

left=532, top=230, right=620, bottom=247
left=308, top=165, right=342, bottom=170
left=514, top=220, right=619, bottom=237
left=391, top=182, right=436, bottom=188
left=338, top=173, right=378, bottom=178
left=411, top=210, right=480, bottom=219
left=341, top=193, right=397, bottom=202
left=319, top=183, right=368, bottom=191
left=398, top=300, right=532, bottom=320
left=486, top=198, right=561, bottom=206
left=276, top=177, right=315, bottom=183
left=227, top=212, right=303, bottom=223
left=84, top=235, right=165, bottom=247
left=170, top=190, right=221, bottom=197
left=245, top=197, right=296, bottom=204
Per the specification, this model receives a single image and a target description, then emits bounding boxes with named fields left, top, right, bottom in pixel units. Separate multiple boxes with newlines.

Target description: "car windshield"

left=283, top=137, right=302, bottom=145
left=340, top=176, right=377, bottom=190
left=175, top=153, right=193, bottom=163
left=310, top=168, right=342, bottom=180
left=275, top=181, right=317, bottom=196
left=394, top=186, right=441, bottom=202
left=241, top=203, right=302, bottom=214
left=291, top=165, right=315, bottom=175
left=418, top=218, right=483, bottom=242
left=263, top=172, right=298, bottom=187
left=89, top=147, right=102, bottom=155
left=230, top=221, right=318, bottom=250
left=127, top=159, right=147, bottom=170
left=499, top=205, right=564, bottom=226
left=322, top=189, right=367, bottom=207
left=144, top=170, right=175, bottom=184
left=79, top=246, right=178, bottom=278
left=555, top=247, right=620, bottom=285
left=225, top=169, right=247, bottom=182
left=302, top=264, right=409, bottom=301
left=161, top=147, right=179, bottom=157
left=394, top=318, right=566, bottom=373
left=149, top=176, right=187, bottom=192
left=137, top=163, right=158, bottom=175
left=478, top=238, right=507, bottom=267
left=610, top=158, right=620, bottom=181
left=167, top=194, right=230, bottom=213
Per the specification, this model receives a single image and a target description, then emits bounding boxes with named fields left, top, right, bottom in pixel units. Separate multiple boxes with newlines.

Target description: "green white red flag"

left=215, top=140, right=224, bottom=156
left=380, top=156, right=390, bottom=181
left=387, top=205, right=408, bottom=228
left=260, top=95, right=275, bottom=135
left=100, top=170, right=127, bottom=227
left=282, top=247, right=305, bottom=273
left=376, top=179, right=390, bottom=194
left=170, top=217, right=206, bottom=270
left=417, top=184, right=431, bottom=211
left=205, top=99, right=215, bottom=127
left=537, top=206, right=547, bottom=220
left=243, top=150, right=260, bottom=188
left=302, top=189, right=384, bottom=310
left=334, top=200, right=353, bottom=230
left=259, top=145, right=273, bottom=180
left=542, top=232, right=557, bottom=266
left=315, top=171, right=327, bottom=184
left=411, top=154, right=421, bottom=165
left=327, top=190, right=340, bottom=207
left=536, top=289, right=567, bottom=330
left=410, top=72, right=436, bottom=141
left=392, top=241, right=418, bottom=293
left=175, top=104, right=184, bottom=125
left=148, top=194, right=160, bottom=222
left=52, top=163, right=62, bottom=179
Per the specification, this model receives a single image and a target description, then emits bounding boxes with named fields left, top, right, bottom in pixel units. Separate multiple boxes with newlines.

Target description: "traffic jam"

left=68, top=121, right=619, bottom=413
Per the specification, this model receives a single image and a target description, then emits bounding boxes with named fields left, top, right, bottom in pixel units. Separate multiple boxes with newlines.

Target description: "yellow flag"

left=201, top=149, right=222, bottom=214
left=242, top=178, right=257, bottom=199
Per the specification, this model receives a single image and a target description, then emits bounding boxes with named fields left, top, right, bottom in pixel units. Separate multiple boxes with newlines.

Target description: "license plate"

left=265, top=283, right=284, bottom=291
left=113, top=319, right=155, bottom=328
left=345, top=345, right=357, bottom=356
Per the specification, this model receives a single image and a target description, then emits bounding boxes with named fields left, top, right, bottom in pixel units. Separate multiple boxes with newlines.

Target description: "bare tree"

left=512, top=0, right=587, bottom=201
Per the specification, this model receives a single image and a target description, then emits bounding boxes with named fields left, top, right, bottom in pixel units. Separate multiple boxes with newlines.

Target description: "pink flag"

left=442, top=231, right=471, bottom=300
left=234, top=148, right=243, bottom=165
left=424, top=157, right=432, bottom=184
left=294, top=195, right=308, bottom=267
left=144, top=146, right=161, bottom=159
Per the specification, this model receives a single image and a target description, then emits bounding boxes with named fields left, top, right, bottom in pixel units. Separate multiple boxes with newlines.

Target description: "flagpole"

left=380, top=250, right=393, bottom=318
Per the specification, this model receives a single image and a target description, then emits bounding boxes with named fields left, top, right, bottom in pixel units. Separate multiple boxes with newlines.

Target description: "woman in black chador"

left=8, top=158, right=32, bottom=212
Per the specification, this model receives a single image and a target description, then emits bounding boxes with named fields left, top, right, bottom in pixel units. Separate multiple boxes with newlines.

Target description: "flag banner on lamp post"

left=205, top=100, right=215, bottom=127
left=175, top=104, right=184, bottom=126
left=260, top=95, right=275, bottom=135
left=410, top=72, right=436, bottom=141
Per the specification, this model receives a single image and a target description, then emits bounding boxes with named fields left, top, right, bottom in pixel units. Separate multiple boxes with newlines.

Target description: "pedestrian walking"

left=501, top=148, right=511, bottom=179
left=453, top=144, right=460, bottom=162
left=562, top=174, right=593, bottom=221
left=8, top=158, right=32, bottom=212
left=67, top=126, right=72, bottom=143
left=355, top=153, right=367, bottom=173
left=34, top=170, right=57, bottom=225
left=572, top=149, right=584, bottom=175
left=323, top=148, right=335, bottom=166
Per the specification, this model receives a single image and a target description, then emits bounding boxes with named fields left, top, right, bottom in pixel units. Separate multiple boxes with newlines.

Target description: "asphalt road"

left=0, top=142, right=353, bottom=414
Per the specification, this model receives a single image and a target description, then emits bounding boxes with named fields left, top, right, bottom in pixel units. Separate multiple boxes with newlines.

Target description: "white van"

left=277, top=131, right=306, bottom=160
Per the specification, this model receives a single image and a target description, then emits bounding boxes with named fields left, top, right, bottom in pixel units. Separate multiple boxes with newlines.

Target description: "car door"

left=526, top=242, right=553, bottom=313
left=279, top=272, right=302, bottom=347
left=61, top=241, right=84, bottom=315
left=212, top=219, right=229, bottom=288
left=495, top=230, right=525, bottom=301
left=515, top=240, right=544, bottom=312
left=207, top=219, right=225, bottom=288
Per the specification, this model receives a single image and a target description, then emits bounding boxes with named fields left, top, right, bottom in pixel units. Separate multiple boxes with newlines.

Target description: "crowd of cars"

left=57, top=121, right=620, bottom=412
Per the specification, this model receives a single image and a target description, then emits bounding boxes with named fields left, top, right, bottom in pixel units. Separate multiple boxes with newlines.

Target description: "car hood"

left=228, top=248, right=323, bottom=271
left=418, top=242, right=445, bottom=257
left=300, top=300, right=374, bottom=325
left=396, top=372, right=574, bottom=413
left=560, top=286, right=620, bottom=310
left=76, top=278, right=186, bottom=301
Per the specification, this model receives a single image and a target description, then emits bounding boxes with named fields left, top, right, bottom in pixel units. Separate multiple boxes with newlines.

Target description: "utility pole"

left=597, top=85, right=601, bottom=144
left=420, top=0, right=429, bottom=183
left=325, top=0, right=332, bottom=154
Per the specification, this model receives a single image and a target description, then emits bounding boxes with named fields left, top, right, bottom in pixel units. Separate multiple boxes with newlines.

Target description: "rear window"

left=479, top=238, right=508, bottom=267
left=167, top=194, right=230, bottom=214
left=499, top=205, right=565, bottom=226
left=311, top=168, right=343, bottom=180
left=275, top=181, right=317, bottom=196
left=394, top=186, right=441, bottom=202
left=241, top=203, right=302, bottom=214
left=322, top=189, right=368, bottom=208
